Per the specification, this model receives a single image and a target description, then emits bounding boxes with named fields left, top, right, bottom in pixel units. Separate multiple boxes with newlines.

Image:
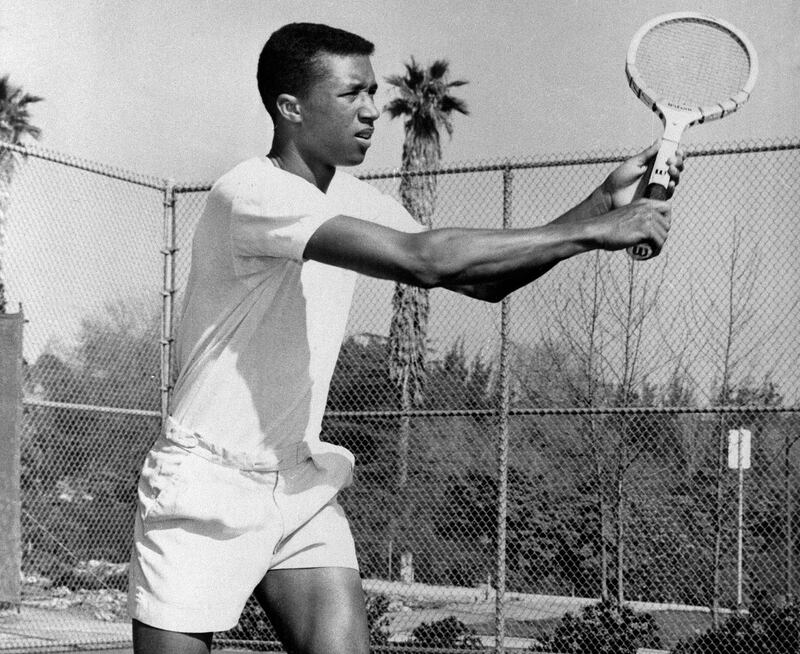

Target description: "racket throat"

left=661, top=117, right=685, bottom=144
left=648, top=120, right=683, bottom=190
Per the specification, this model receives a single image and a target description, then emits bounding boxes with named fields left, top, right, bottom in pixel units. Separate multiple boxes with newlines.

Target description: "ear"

left=275, top=93, right=302, bottom=124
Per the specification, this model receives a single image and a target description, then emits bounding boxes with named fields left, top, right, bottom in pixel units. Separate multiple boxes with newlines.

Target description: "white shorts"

left=128, top=419, right=358, bottom=633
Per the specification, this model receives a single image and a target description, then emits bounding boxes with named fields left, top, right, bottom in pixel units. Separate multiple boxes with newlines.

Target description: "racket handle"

left=644, top=183, right=669, bottom=201
left=626, top=181, right=670, bottom=260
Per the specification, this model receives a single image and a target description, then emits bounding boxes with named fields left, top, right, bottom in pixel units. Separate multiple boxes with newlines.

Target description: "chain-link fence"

left=1, top=138, right=799, bottom=653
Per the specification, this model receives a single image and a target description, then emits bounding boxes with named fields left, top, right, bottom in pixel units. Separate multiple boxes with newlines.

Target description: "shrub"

left=366, top=593, right=392, bottom=645
left=533, top=597, right=661, bottom=654
left=411, top=615, right=483, bottom=649
left=673, top=600, right=800, bottom=654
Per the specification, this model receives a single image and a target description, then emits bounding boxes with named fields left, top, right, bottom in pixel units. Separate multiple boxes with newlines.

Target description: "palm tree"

left=384, top=58, right=468, bottom=486
left=384, top=59, right=467, bottom=580
left=0, top=75, right=43, bottom=313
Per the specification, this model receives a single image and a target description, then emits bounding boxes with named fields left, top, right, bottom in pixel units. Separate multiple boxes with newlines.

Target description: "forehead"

left=313, top=53, right=376, bottom=89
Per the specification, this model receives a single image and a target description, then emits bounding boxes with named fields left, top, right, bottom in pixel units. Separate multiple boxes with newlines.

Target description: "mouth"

left=355, top=128, right=374, bottom=141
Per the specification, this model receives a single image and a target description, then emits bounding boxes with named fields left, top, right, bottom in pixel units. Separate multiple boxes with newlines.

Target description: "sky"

left=0, top=0, right=798, bottom=385
left=0, top=0, right=797, bottom=183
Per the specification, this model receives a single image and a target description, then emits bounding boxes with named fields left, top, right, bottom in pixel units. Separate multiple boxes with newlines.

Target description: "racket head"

left=626, top=12, right=758, bottom=129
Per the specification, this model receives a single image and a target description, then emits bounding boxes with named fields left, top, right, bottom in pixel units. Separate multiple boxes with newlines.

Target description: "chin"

left=341, top=152, right=368, bottom=167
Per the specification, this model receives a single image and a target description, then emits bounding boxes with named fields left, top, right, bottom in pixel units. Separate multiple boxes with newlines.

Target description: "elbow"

left=409, top=230, right=487, bottom=290
left=448, top=283, right=508, bottom=303
left=473, top=286, right=509, bottom=303
left=407, top=238, right=509, bottom=302
left=403, top=236, right=451, bottom=289
left=485, top=290, right=509, bottom=304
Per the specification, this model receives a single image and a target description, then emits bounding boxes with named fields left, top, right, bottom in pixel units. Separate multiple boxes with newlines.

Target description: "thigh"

left=253, top=567, right=369, bottom=654
left=132, top=619, right=212, bottom=654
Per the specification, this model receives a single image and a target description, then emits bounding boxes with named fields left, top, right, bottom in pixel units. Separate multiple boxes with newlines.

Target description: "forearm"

left=415, top=213, right=600, bottom=290
left=448, top=187, right=611, bottom=300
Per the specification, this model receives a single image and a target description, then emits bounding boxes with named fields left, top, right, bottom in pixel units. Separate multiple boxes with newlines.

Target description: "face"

left=297, top=53, right=380, bottom=168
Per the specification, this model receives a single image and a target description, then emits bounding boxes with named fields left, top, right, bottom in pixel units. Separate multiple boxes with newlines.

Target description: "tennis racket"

left=625, top=12, right=758, bottom=260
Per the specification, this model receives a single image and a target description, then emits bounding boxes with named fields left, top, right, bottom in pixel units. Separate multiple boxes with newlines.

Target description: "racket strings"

left=634, top=19, right=751, bottom=108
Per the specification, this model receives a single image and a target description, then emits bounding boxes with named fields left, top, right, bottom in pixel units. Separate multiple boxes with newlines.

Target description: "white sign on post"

left=727, top=429, right=752, bottom=470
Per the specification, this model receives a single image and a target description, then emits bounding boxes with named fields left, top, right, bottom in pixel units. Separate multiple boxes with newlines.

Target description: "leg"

left=132, top=618, right=213, bottom=654
left=253, top=567, right=369, bottom=654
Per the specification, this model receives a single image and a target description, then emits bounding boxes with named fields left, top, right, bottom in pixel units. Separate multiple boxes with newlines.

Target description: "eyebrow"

left=342, top=80, right=378, bottom=93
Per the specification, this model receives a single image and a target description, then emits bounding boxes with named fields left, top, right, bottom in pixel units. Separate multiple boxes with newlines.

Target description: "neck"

left=268, top=137, right=335, bottom=193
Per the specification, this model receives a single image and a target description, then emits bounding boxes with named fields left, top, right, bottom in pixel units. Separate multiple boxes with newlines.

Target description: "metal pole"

left=786, top=431, right=796, bottom=602
left=0, top=311, right=24, bottom=609
left=494, top=166, right=513, bottom=654
left=160, top=180, right=177, bottom=426
left=737, top=464, right=744, bottom=609
left=736, top=433, right=745, bottom=610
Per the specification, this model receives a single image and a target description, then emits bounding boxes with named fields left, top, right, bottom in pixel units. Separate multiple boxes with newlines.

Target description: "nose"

left=359, top=95, right=380, bottom=122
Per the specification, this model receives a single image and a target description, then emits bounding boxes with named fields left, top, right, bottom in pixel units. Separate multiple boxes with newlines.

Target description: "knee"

left=309, top=615, right=369, bottom=654
left=324, top=634, right=369, bottom=654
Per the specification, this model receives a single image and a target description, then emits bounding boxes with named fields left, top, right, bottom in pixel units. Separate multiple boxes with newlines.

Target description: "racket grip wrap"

left=628, top=151, right=673, bottom=260
left=644, top=183, right=669, bottom=201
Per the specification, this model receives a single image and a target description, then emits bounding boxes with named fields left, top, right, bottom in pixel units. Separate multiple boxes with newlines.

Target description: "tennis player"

left=129, top=22, right=683, bottom=654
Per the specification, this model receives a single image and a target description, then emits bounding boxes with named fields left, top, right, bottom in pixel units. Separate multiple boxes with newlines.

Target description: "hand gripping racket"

left=625, top=12, right=758, bottom=260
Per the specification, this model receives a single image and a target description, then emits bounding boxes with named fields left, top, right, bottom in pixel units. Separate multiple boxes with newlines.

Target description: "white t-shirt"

left=170, top=157, right=423, bottom=455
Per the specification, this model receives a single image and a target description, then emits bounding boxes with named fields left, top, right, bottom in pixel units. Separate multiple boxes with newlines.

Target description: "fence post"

left=494, top=166, right=513, bottom=654
left=0, top=310, right=23, bottom=608
left=160, top=180, right=177, bottom=425
left=786, top=431, right=795, bottom=602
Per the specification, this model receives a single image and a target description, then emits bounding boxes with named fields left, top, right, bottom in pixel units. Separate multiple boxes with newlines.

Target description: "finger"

left=642, top=198, right=671, bottom=212
left=666, top=154, right=686, bottom=171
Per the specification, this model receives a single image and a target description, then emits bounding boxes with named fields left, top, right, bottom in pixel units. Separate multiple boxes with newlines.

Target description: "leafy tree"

left=424, top=337, right=493, bottom=412
left=327, top=334, right=501, bottom=585
left=0, top=74, right=42, bottom=312
left=21, top=299, right=160, bottom=576
left=324, top=334, right=398, bottom=466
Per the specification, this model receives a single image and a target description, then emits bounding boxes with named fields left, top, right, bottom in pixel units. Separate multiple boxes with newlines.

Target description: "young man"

left=129, top=22, right=683, bottom=654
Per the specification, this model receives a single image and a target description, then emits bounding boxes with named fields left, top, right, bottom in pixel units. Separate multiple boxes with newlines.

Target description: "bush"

left=410, top=615, right=483, bottom=649
left=366, top=593, right=392, bottom=645
left=673, top=600, right=800, bottom=654
left=532, top=597, right=661, bottom=654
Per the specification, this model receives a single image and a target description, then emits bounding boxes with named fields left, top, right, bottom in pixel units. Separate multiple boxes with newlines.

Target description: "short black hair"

left=257, top=22, right=374, bottom=121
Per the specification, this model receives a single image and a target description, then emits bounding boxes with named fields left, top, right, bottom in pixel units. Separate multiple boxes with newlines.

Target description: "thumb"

left=636, top=139, right=661, bottom=166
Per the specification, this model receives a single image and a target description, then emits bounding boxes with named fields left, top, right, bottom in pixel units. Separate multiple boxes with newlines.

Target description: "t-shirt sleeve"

left=352, top=178, right=426, bottom=234
left=371, top=193, right=427, bottom=234
left=230, top=174, right=336, bottom=262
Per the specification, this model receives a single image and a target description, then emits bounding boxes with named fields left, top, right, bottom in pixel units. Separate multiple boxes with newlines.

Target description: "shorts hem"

left=270, top=556, right=360, bottom=571
left=128, top=588, right=241, bottom=634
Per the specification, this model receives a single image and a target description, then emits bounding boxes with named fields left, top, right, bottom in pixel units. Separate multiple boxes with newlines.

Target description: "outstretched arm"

left=303, top=143, right=683, bottom=303
left=451, top=142, right=685, bottom=299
